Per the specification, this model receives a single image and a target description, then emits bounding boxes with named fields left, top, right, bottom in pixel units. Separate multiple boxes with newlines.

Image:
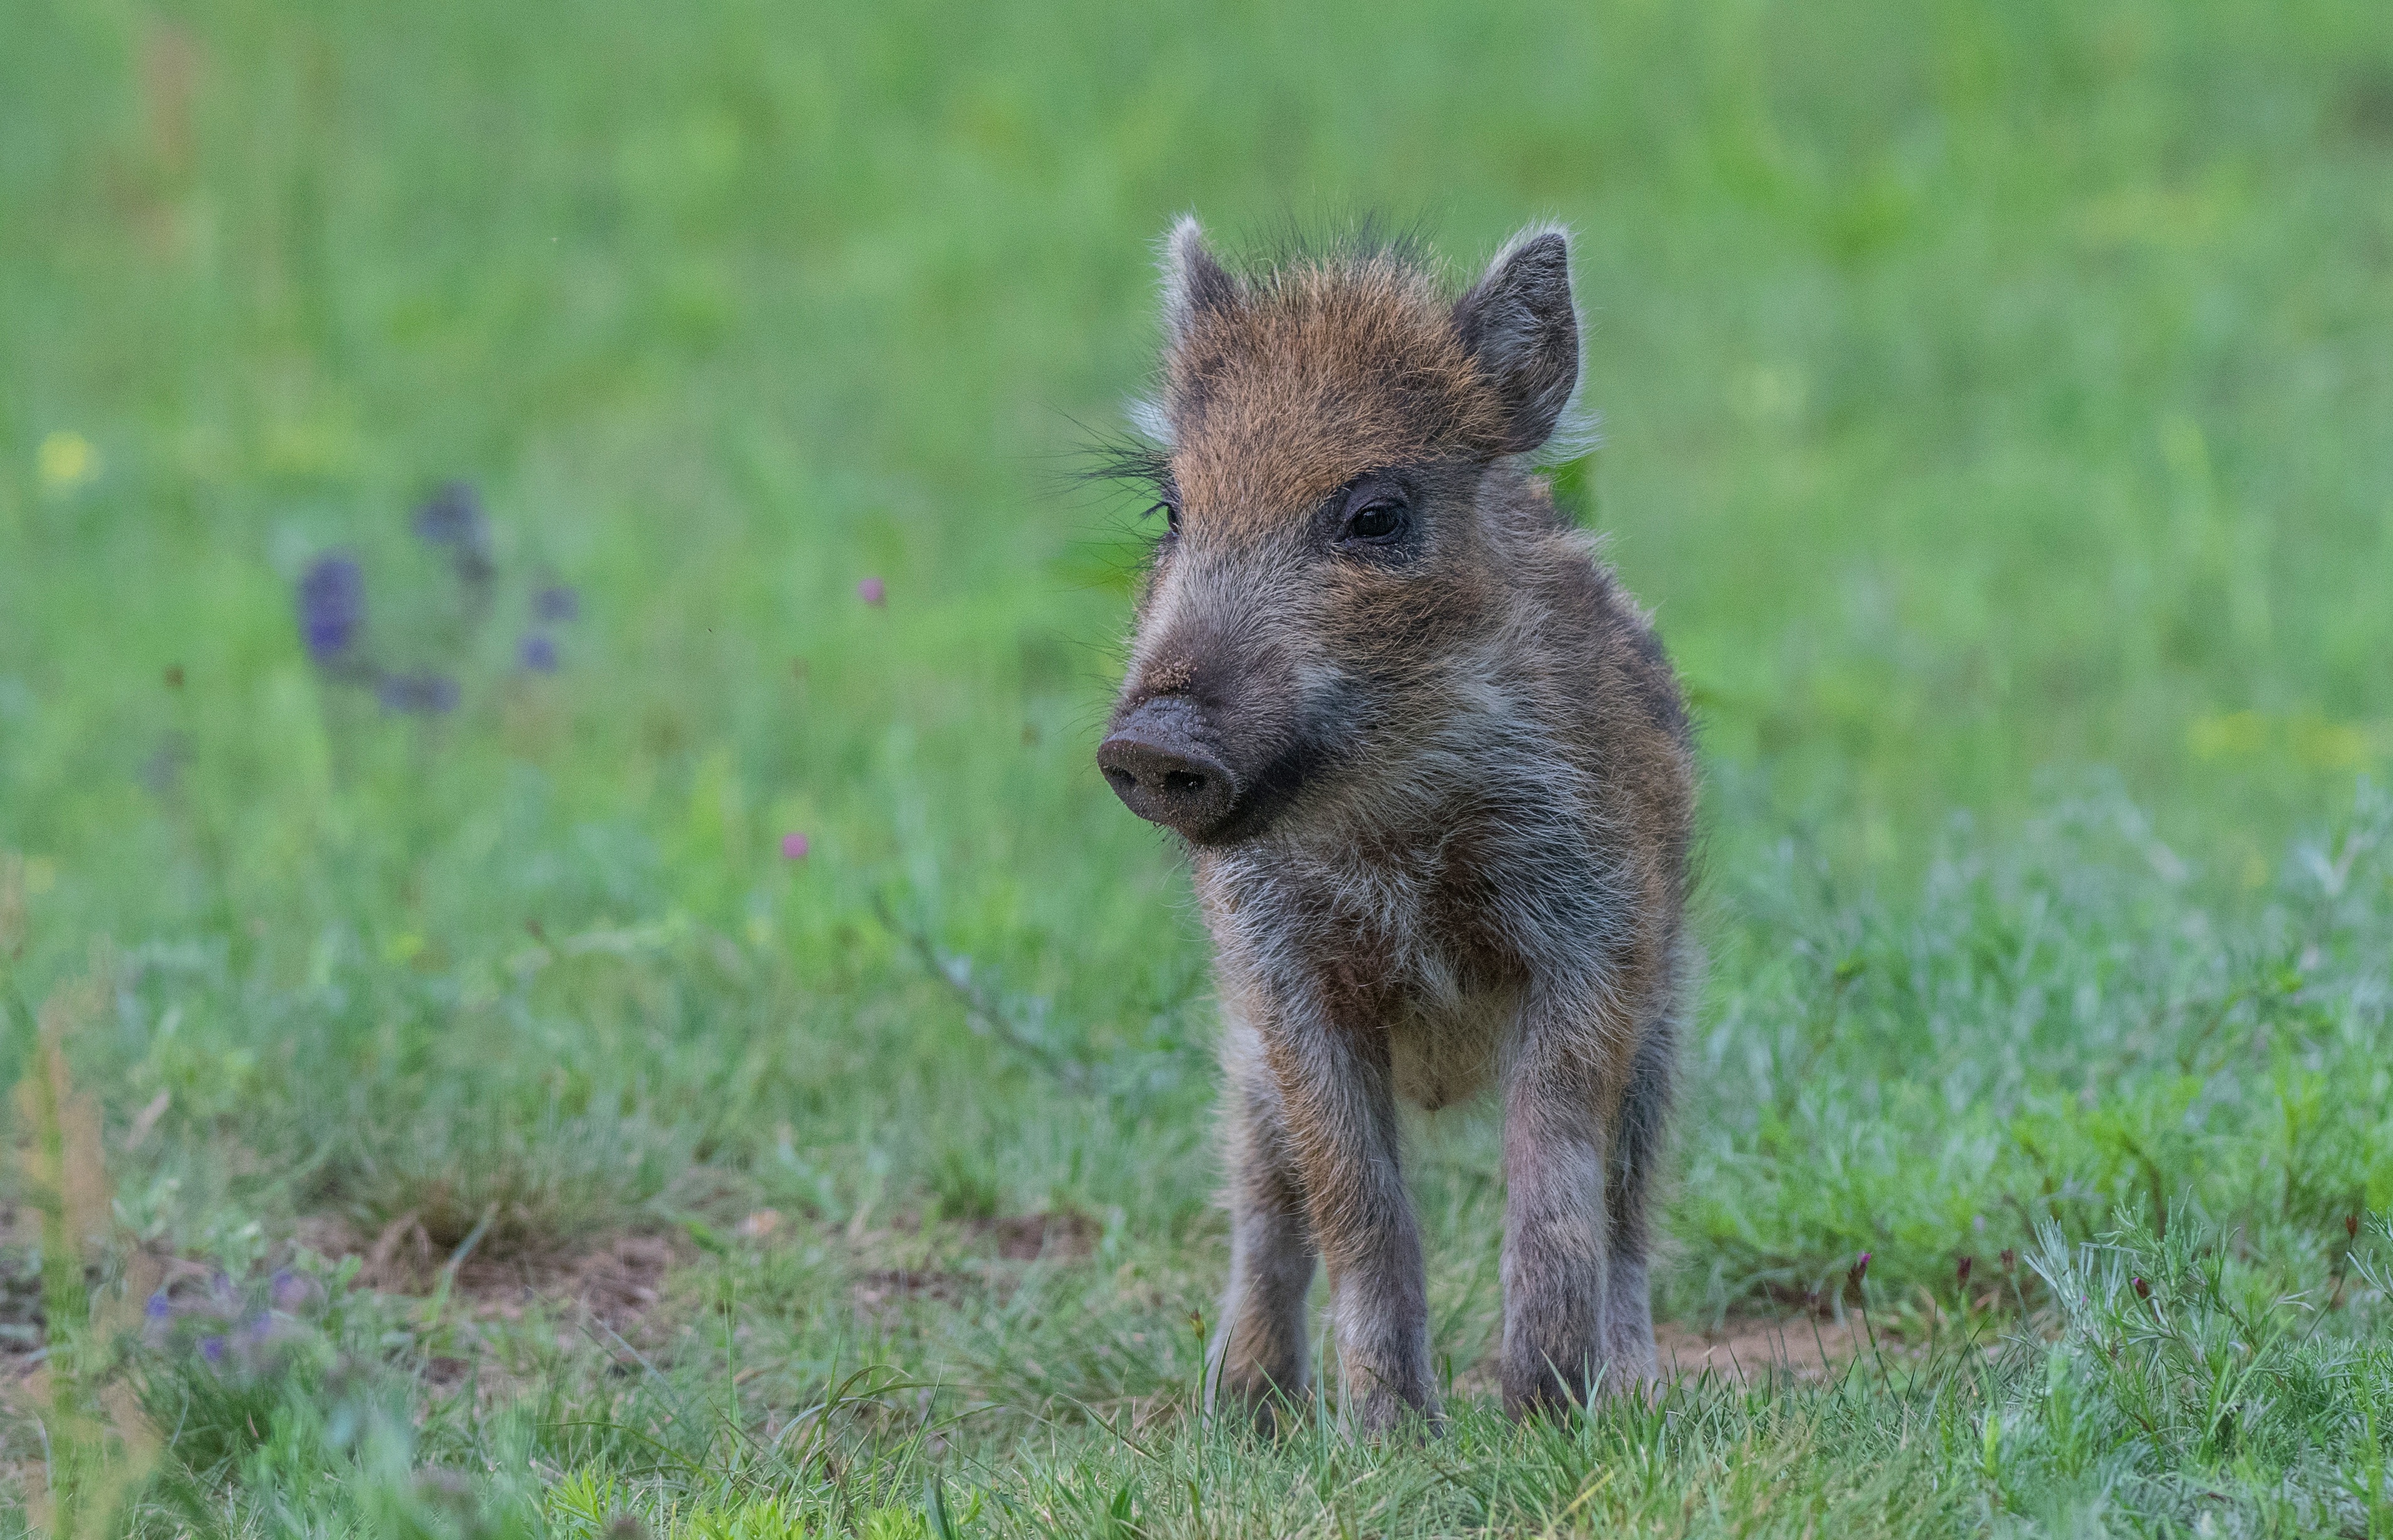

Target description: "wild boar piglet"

left=1098, top=219, right=1695, bottom=1432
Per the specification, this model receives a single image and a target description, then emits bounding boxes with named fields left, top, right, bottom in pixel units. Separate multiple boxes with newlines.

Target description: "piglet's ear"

left=1453, top=228, right=1579, bottom=455
left=1161, top=215, right=1238, bottom=348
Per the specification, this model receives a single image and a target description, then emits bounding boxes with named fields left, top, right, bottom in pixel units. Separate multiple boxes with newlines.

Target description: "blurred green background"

left=8, top=0, right=2391, bottom=923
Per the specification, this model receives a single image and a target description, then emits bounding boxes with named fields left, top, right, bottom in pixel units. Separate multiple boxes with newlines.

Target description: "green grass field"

left=4, top=0, right=2393, bottom=1534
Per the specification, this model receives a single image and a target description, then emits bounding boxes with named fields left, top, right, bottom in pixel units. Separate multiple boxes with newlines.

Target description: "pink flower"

left=780, top=831, right=810, bottom=860
left=857, top=576, right=886, bottom=607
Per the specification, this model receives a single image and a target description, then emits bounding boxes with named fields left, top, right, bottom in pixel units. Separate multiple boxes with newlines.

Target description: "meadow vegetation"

left=3, top=0, right=2391, bottom=1533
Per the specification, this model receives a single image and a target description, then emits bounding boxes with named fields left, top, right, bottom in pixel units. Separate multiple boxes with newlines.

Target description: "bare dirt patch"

left=294, top=1215, right=684, bottom=1330
left=1447, top=1312, right=1873, bottom=1398
left=845, top=1211, right=1101, bottom=1319
left=1655, top=1314, right=1869, bottom=1383
left=971, top=1211, right=1100, bottom=1262
left=850, top=1266, right=974, bottom=1318
left=842, top=1210, right=1100, bottom=1320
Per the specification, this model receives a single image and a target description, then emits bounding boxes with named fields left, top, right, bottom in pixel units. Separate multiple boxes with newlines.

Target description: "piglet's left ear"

left=1162, top=215, right=1239, bottom=349
left=1453, top=228, right=1579, bottom=455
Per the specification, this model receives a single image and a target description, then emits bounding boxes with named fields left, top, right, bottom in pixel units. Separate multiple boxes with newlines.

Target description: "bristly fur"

left=1080, top=428, right=1174, bottom=500
left=1213, top=210, right=1445, bottom=291
left=1126, top=214, right=1457, bottom=456
left=1122, top=214, right=1598, bottom=467
left=1093, top=217, right=1696, bottom=1434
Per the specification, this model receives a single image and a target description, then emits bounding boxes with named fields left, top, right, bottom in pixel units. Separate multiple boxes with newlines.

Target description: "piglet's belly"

left=1387, top=991, right=1512, bottom=1111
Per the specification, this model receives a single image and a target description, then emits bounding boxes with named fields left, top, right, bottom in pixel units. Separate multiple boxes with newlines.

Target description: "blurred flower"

left=376, top=671, right=459, bottom=715
left=413, top=481, right=486, bottom=549
left=517, top=633, right=559, bottom=673
left=415, top=480, right=495, bottom=600
left=36, top=430, right=100, bottom=494
left=780, top=832, right=810, bottom=860
left=298, top=555, right=366, bottom=664
left=200, top=1335, right=226, bottom=1365
left=270, top=1269, right=308, bottom=1311
left=856, top=576, right=886, bottom=607
left=145, top=1290, right=172, bottom=1323
left=533, top=584, right=580, bottom=623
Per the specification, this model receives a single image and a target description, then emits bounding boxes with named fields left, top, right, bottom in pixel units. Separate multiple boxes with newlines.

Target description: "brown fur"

left=1100, top=219, right=1695, bottom=1431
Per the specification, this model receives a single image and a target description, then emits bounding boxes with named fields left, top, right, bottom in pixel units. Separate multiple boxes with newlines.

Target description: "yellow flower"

left=36, top=430, right=100, bottom=494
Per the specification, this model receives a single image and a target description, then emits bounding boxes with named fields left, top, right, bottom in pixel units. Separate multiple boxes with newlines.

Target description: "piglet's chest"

left=1235, top=840, right=1529, bottom=1110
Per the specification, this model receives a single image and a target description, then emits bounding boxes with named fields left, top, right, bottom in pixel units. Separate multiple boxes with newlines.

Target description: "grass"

left=2, top=0, right=2391, bottom=1532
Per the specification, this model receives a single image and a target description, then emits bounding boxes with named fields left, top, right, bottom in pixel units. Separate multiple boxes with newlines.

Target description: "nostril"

left=1098, top=707, right=1235, bottom=836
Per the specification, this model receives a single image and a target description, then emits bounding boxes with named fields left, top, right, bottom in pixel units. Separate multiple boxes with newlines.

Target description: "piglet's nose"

left=1098, top=698, right=1236, bottom=840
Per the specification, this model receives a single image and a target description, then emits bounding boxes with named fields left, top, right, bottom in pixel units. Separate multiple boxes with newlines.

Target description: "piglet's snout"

left=1098, top=698, right=1237, bottom=839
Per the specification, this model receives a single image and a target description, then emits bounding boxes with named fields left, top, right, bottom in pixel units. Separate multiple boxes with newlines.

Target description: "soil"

left=292, top=1214, right=684, bottom=1330
left=971, top=1210, right=1100, bottom=1262
left=1653, top=1313, right=1871, bottom=1383
left=846, top=1210, right=1102, bottom=1318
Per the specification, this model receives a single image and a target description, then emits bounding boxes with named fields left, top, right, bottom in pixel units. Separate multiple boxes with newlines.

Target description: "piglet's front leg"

left=1209, top=1014, right=1318, bottom=1428
left=1257, top=990, right=1439, bottom=1434
left=1499, top=992, right=1623, bottom=1418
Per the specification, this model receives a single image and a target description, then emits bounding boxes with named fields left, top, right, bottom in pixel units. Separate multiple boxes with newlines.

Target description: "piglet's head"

left=1098, top=219, right=1584, bottom=845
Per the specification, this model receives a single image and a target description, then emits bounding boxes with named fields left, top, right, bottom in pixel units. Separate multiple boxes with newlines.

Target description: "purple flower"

left=517, top=633, right=559, bottom=673
left=199, top=1335, right=227, bottom=1366
left=415, top=481, right=495, bottom=599
left=533, top=585, right=580, bottom=623
left=298, top=556, right=365, bottom=663
left=857, top=576, right=886, bottom=607
left=412, top=482, right=487, bottom=550
left=145, top=1291, right=172, bottom=1323
left=780, top=831, right=810, bottom=860
left=376, top=671, right=459, bottom=715
left=270, top=1269, right=305, bottom=1311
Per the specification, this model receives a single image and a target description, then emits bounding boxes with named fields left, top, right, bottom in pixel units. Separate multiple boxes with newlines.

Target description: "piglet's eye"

left=1343, top=502, right=1404, bottom=542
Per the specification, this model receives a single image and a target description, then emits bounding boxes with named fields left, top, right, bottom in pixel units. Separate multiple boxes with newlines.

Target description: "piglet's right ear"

left=1161, top=215, right=1238, bottom=347
left=1454, top=227, right=1579, bottom=455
